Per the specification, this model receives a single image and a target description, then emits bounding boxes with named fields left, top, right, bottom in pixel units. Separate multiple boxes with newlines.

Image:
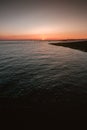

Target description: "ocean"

left=0, top=40, right=87, bottom=104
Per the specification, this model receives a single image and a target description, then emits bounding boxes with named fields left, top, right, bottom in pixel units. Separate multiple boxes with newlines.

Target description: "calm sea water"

left=0, top=41, right=87, bottom=103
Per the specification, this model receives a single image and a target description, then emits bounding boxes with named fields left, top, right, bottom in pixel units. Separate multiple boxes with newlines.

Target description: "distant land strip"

left=49, top=40, right=87, bottom=52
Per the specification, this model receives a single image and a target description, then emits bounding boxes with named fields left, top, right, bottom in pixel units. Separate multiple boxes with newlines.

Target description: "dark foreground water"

left=0, top=41, right=87, bottom=120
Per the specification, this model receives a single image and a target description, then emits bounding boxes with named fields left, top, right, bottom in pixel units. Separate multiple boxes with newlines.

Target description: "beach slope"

left=49, top=40, right=87, bottom=52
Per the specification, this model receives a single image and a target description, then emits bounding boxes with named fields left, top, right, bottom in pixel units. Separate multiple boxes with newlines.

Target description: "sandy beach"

left=49, top=40, right=87, bottom=52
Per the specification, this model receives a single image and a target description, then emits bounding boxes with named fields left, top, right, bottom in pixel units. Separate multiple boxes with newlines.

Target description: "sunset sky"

left=0, top=0, right=87, bottom=40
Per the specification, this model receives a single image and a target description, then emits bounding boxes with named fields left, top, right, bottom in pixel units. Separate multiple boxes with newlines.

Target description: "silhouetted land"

left=49, top=40, right=87, bottom=52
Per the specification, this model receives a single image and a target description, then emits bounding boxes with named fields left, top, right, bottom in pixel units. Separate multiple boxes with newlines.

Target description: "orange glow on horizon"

left=0, top=33, right=87, bottom=40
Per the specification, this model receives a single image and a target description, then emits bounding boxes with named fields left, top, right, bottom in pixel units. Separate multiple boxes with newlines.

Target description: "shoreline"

left=49, top=40, right=87, bottom=52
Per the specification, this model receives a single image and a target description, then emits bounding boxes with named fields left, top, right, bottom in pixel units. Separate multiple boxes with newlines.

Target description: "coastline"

left=49, top=40, right=87, bottom=52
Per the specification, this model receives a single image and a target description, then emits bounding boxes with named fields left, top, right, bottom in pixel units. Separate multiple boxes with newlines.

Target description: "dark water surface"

left=0, top=41, right=87, bottom=97
left=0, top=41, right=87, bottom=120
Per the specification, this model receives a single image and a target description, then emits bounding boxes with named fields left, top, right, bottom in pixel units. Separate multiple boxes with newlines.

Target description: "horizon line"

left=0, top=38, right=87, bottom=41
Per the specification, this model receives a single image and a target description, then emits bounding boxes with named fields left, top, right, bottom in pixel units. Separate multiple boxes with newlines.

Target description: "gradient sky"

left=0, top=0, right=87, bottom=40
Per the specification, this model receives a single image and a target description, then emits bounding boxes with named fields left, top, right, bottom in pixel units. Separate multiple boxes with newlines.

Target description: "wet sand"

left=49, top=40, right=87, bottom=52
